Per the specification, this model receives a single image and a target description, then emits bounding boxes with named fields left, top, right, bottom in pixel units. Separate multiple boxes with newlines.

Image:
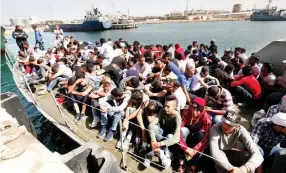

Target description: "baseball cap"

left=272, top=112, right=286, bottom=127
left=191, top=97, right=206, bottom=111
left=222, top=111, right=241, bottom=127
left=201, top=66, right=209, bottom=75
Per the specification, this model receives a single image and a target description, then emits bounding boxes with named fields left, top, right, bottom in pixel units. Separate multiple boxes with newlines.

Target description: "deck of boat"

left=11, top=63, right=259, bottom=173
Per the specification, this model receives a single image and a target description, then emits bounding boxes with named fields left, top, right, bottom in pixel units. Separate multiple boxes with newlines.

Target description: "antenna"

left=186, top=0, right=189, bottom=11
left=266, top=0, right=272, bottom=10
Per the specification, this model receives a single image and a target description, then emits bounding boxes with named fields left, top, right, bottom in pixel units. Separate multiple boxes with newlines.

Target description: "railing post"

left=119, top=120, right=127, bottom=171
left=50, top=91, right=69, bottom=128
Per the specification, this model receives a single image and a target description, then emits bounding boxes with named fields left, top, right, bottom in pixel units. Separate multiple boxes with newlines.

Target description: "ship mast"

left=266, top=0, right=272, bottom=10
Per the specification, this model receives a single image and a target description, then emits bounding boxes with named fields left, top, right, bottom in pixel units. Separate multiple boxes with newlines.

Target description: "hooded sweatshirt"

left=175, top=43, right=186, bottom=60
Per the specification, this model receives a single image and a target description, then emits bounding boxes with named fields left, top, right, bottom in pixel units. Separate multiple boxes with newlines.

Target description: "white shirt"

left=196, top=66, right=203, bottom=74
left=262, top=73, right=277, bottom=86
left=190, top=73, right=208, bottom=91
left=174, top=87, right=186, bottom=110
left=135, top=62, right=152, bottom=79
left=113, top=49, right=123, bottom=57
left=100, top=43, right=113, bottom=59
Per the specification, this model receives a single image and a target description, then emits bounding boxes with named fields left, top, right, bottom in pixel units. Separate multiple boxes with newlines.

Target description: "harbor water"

left=1, top=21, right=286, bottom=153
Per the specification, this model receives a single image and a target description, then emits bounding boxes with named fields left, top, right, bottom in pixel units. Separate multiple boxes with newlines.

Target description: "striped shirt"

left=206, top=87, right=235, bottom=111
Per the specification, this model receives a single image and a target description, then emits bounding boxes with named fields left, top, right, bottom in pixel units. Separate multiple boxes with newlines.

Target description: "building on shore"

left=232, top=4, right=242, bottom=13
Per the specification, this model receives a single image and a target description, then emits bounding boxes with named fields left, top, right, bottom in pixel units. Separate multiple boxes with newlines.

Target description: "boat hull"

left=251, top=15, right=286, bottom=21
left=48, top=20, right=106, bottom=32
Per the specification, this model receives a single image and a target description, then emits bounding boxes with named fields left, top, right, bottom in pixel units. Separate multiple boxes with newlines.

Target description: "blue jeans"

left=91, top=98, right=100, bottom=120
left=145, top=125, right=173, bottom=159
left=47, top=77, right=68, bottom=91
left=234, top=86, right=253, bottom=103
left=209, top=113, right=223, bottom=124
left=181, top=127, right=205, bottom=148
left=258, top=145, right=283, bottom=157
left=101, top=102, right=124, bottom=131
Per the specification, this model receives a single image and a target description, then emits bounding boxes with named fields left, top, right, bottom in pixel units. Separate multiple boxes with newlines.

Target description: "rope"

left=50, top=89, right=243, bottom=172
left=32, top=92, right=165, bottom=173
left=21, top=74, right=246, bottom=172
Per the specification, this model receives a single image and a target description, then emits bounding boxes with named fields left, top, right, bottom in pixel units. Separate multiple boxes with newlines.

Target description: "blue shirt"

left=168, top=62, right=181, bottom=77
left=34, top=29, right=43, bottom=42
left=178, top=73, right=193, bottom=92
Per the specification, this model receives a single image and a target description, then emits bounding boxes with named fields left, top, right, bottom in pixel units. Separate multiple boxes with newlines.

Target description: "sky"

left=1, top=0, right=286, bottom=24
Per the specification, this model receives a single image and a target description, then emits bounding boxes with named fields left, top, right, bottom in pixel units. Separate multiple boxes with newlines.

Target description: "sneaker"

left=56, top=97, right=64, bottom=104
left=73, top=113, right=83, bottom=124
left=121, top=135, right=132, bottom=151
left=97, top=127, right=107, bottom=139
left=0, top=148, right=25, bottom=160
left=39, top=85, right=47, bottom=90
left=116, top=139, right=123, bottom=149
left=89, top=117, right=100, bottom=128
left=38, top=89, right=48, bottom=96
left=164, top=149, right=173, bottom=159
left=104, top=130, right=115, bottom=142
left=159, top=150, right=171, bottom=169
left=141, top=141, right=147, bottom=151
left=143, top=158, right=151, bottom=168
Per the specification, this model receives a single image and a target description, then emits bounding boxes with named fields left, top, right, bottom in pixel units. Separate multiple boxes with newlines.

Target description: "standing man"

left=12, top=25, right=28, bottom=51
left=32, top=25, right=44, bottom=50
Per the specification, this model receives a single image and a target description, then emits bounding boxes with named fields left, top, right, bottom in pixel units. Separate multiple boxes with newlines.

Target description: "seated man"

left=119, top=76, right=144, bottom=92
left=204, top=86, right=235, bottom=124
left=144, top=95, right=182, bottom=168
left=190, top=66, right=220, bottom=98
left=210, top=111, right=264, bottom=173
left=251, top=113, right=286, bottom=173
left=119, top=91, right=149, bottom=151
left=124, top=60, right=139, bottom=78
left=98, top=88, right=131, bottom=142
left=178, top=66, right=196, bottom=106
left=231, top=66, right=262, bottom=103
left=135, top=100, right=163, bottom=150
left=38, top=63, right=72, bottom=95
left=251, top=113, right=286, bottom=157
left=158, top=65, right=178, bottom=82
left=67, top=77, right=91, bottom=123
left=28, top=57, right=51, bottom=86
left=145, top=80, right=186, bottom=111
left=89, top=78, right=114, bottom=128
left=135, top=55, right=152, bottom=81
left=178, top=97, right=212, bottom=173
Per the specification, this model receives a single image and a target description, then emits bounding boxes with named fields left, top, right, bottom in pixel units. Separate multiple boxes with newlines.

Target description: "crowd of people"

left=12, top=24, right=286, bottom=173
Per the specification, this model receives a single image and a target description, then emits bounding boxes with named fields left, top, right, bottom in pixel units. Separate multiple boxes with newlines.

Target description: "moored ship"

left=47, top=7, right=113, bottom=32
left=251, top=0, right=286, bottom=21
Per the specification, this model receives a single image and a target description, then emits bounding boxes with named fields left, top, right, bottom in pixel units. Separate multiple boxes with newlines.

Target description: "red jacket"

left=179, top=109, right=212, bottom=154
left=231, top=75, right=262, bottom=99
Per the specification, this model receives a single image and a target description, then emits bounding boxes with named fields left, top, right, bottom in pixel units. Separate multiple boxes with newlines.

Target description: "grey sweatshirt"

left=209, top=124, right=263, bottom=173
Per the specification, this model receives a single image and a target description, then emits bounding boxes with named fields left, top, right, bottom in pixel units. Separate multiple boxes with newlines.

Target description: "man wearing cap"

left=210, top=111, right=263, bottom=173
left=190, top=66, right=220, bottom=98
left=178, top=97, right=212, bottom=172
left=251, top=113, right=286, bottom=157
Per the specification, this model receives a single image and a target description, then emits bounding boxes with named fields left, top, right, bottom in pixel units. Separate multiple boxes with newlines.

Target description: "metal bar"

left=119, top=120, right=127, bottom=171
left=50, top=91, right=69, bottom=128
